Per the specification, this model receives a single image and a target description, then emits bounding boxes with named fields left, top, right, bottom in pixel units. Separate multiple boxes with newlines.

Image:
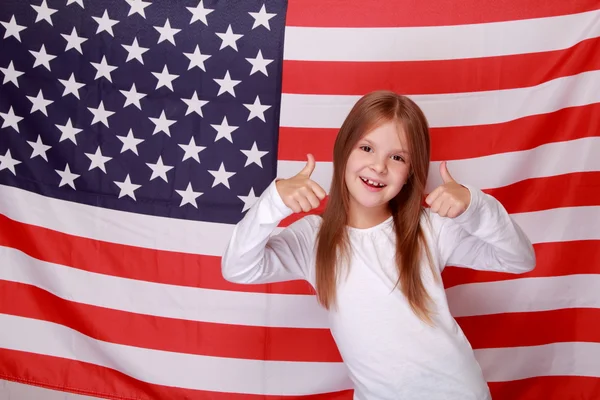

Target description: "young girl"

left=221, top=91, right=536, bottom=399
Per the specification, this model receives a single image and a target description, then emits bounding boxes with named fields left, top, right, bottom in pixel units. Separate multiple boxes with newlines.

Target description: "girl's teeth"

left=361, top=177, right=385, bottom=187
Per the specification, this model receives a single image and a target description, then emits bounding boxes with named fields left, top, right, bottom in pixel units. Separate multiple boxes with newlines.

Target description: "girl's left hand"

left=425, top=161, right=471, bottom=218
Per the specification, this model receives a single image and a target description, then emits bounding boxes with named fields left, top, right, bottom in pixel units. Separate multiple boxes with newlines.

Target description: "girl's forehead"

left=361, top=120, right=408, bottom=143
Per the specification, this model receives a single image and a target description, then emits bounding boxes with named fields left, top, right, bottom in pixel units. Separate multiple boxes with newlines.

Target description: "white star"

left=92, top=10, right=119, bottom=36
left=1, top=61, right=25, bottom=87
left=88, top=101, right=115, bottom=128
left=146, top=155, right=174, bottom=183
left=154, top=19, right=181, bottom=45
left=213, top=70, right=241, bottom=97
left=55, top=164, right=79, bottom=189
left=119, top=83, right=146, bottom=109
left=152, top=64, right=179, bottom=91
left=240, top=142, right=268, bottom=168
left=0, top=149, right=21, bottom=175
left=117, top=129, right=144, bottom=155
left=1, top=16, right=27, bottom=42
left=238, top=187, right=259, bottom=212
left=182, top=91, right=208, bottom=117
left=148, top=110, right=176, bottom=136
left=29, top=44, right=57, bottom=71
left=58, top=73, right=85, bottom=99
left=66, top=0, right=85, bottom=8
left=27, top=135, right=52, bottom=161
left=61, top=27, right=87, bottom=54
left=85, top=146, right=112, bottom=173
left=122, top=37, right=149, bottom=64
left=215, top=25, right=243, bottom=51
left=56, top=118, right=83, bottom=144
left=125, top=0, right=151, bottom=18
left=243, top=95, right=271, bottom=122
left=175, top=182, right=202, bottom=208
left=0, top=106, right=23, bottom=133
left=31, top=0, right=58, bottom=26
left=187, top=0, right=213, bottom=26
left=246, top=50, right=274, bottom=77
left=27, top=89, right=54, bottom=116
left=90, top=56, right=118, bottom=82
left=208, top=162, right=236, bottom=189
left=249, top=4, right=276, bottom=30
left=183, top=45, right=211, bottom=71
left=114, top=174, right=142, bottom=200
left=178, top=136, right=206, bottom=163
left=210, top=116, right=238, bottom=143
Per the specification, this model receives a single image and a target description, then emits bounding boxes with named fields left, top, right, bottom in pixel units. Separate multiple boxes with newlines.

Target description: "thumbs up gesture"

left=425, top=161, right=471, bottom=218
left=276, top=154, right=327, bottom=213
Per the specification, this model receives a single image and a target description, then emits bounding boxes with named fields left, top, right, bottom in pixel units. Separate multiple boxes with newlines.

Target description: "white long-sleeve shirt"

left=222, top=180, right=536, bottom=400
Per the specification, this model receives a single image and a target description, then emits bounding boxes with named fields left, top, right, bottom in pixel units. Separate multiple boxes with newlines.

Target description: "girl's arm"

left=221, top=180, right=319, bottom=284
left=222, top=155, right=325, bottom=284
left=432, top=184, right=536, bottom=273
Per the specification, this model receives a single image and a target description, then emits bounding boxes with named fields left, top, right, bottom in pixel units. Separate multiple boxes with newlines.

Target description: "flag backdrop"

left=1, top=0, right=599, bottom=399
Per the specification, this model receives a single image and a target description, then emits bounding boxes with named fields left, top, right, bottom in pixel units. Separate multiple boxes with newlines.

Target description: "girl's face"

left=344, top=120, right=411, bottom=225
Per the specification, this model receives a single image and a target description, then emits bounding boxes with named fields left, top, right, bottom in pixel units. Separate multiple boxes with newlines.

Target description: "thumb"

left=298, top=153, right=315, bottom=177
left=440, top=161, right=455, bottom=184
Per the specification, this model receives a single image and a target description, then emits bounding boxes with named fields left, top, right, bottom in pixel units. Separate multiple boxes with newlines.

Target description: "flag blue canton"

left=0, top=0, right=287, bottom=224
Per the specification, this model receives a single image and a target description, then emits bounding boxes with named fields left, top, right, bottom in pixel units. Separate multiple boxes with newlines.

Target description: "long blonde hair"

left=315, top=90, right=436, bottom=323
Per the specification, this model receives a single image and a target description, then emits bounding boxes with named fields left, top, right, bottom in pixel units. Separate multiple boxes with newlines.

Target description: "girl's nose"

left=370, top=158, right=387, bottom=174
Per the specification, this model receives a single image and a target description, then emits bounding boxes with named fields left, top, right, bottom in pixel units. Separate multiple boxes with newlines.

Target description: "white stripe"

left=283, top=9, right=600, bottom=61
left=279, top=70, right=600, bottom=128
left=2, top=246, right=599, bottom=329
left=0, top=380, right=103, bottom=400
left=0, top=314, right=350, bottom=395
left=510, top=206, right=600, bottom=245
left=423, top=136, right=600, bottom=192
left=475, top=342, right=600, bottom=382
left=0, top=245, right=329, bottom=329
left=0, top=183, right=233, bottom=256
left=446, top=274, right=600, bottom=318
left=0, top=315, right=598, bottom=394
left=277, top=136, right=600, bottom=194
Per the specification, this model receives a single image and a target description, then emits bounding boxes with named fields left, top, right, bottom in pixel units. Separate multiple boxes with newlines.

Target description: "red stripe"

left=286, top=0, right=599, bottom=27
left=4, top=279, right=598, bottom=364
left=488, top=376, right=600, bottom=400
left=443, top=240, right=600, bottom=289
left=278, top=102, right=600, bottom=162
left=2, top=352, right=599, bottom=400
left=457, top=308, right=600, bottom=350
left=484, top=172, right=600, bottom=214
left=0, top=349, right=353, bottom=400
left=0, top=280, right=341, bottom=362
left=0, top=214, right=315, bottom=296
left=282, top=38, right=600, bottom=95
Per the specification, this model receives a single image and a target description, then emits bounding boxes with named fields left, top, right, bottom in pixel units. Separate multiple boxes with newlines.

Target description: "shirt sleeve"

left=221, top=179, right=319, bottom=284
left=430, top=184, right=536, bottom=273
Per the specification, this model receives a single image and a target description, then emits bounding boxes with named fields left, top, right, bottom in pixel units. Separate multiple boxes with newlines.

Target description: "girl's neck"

left=347, top=204, right=392, bottom=229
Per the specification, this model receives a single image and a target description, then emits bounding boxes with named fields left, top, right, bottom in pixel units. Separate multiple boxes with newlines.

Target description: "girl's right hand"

left=276, top=154, right=327, bottom=213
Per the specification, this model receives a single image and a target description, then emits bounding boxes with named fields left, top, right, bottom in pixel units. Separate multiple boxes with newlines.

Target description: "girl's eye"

left=359, top=145, right=372, bottom=152
left=392, top=155, right=405, bottom=162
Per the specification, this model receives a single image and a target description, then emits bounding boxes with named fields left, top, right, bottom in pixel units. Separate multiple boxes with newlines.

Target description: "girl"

left=221, top=91, right=536, bottom=399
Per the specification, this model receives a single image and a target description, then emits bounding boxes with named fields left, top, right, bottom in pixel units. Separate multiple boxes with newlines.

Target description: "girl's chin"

left=349, top=195, right=389, bottom=210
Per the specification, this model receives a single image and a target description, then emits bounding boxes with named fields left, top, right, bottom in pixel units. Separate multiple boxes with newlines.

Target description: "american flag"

left=0, top=0, right=599, bottom=399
